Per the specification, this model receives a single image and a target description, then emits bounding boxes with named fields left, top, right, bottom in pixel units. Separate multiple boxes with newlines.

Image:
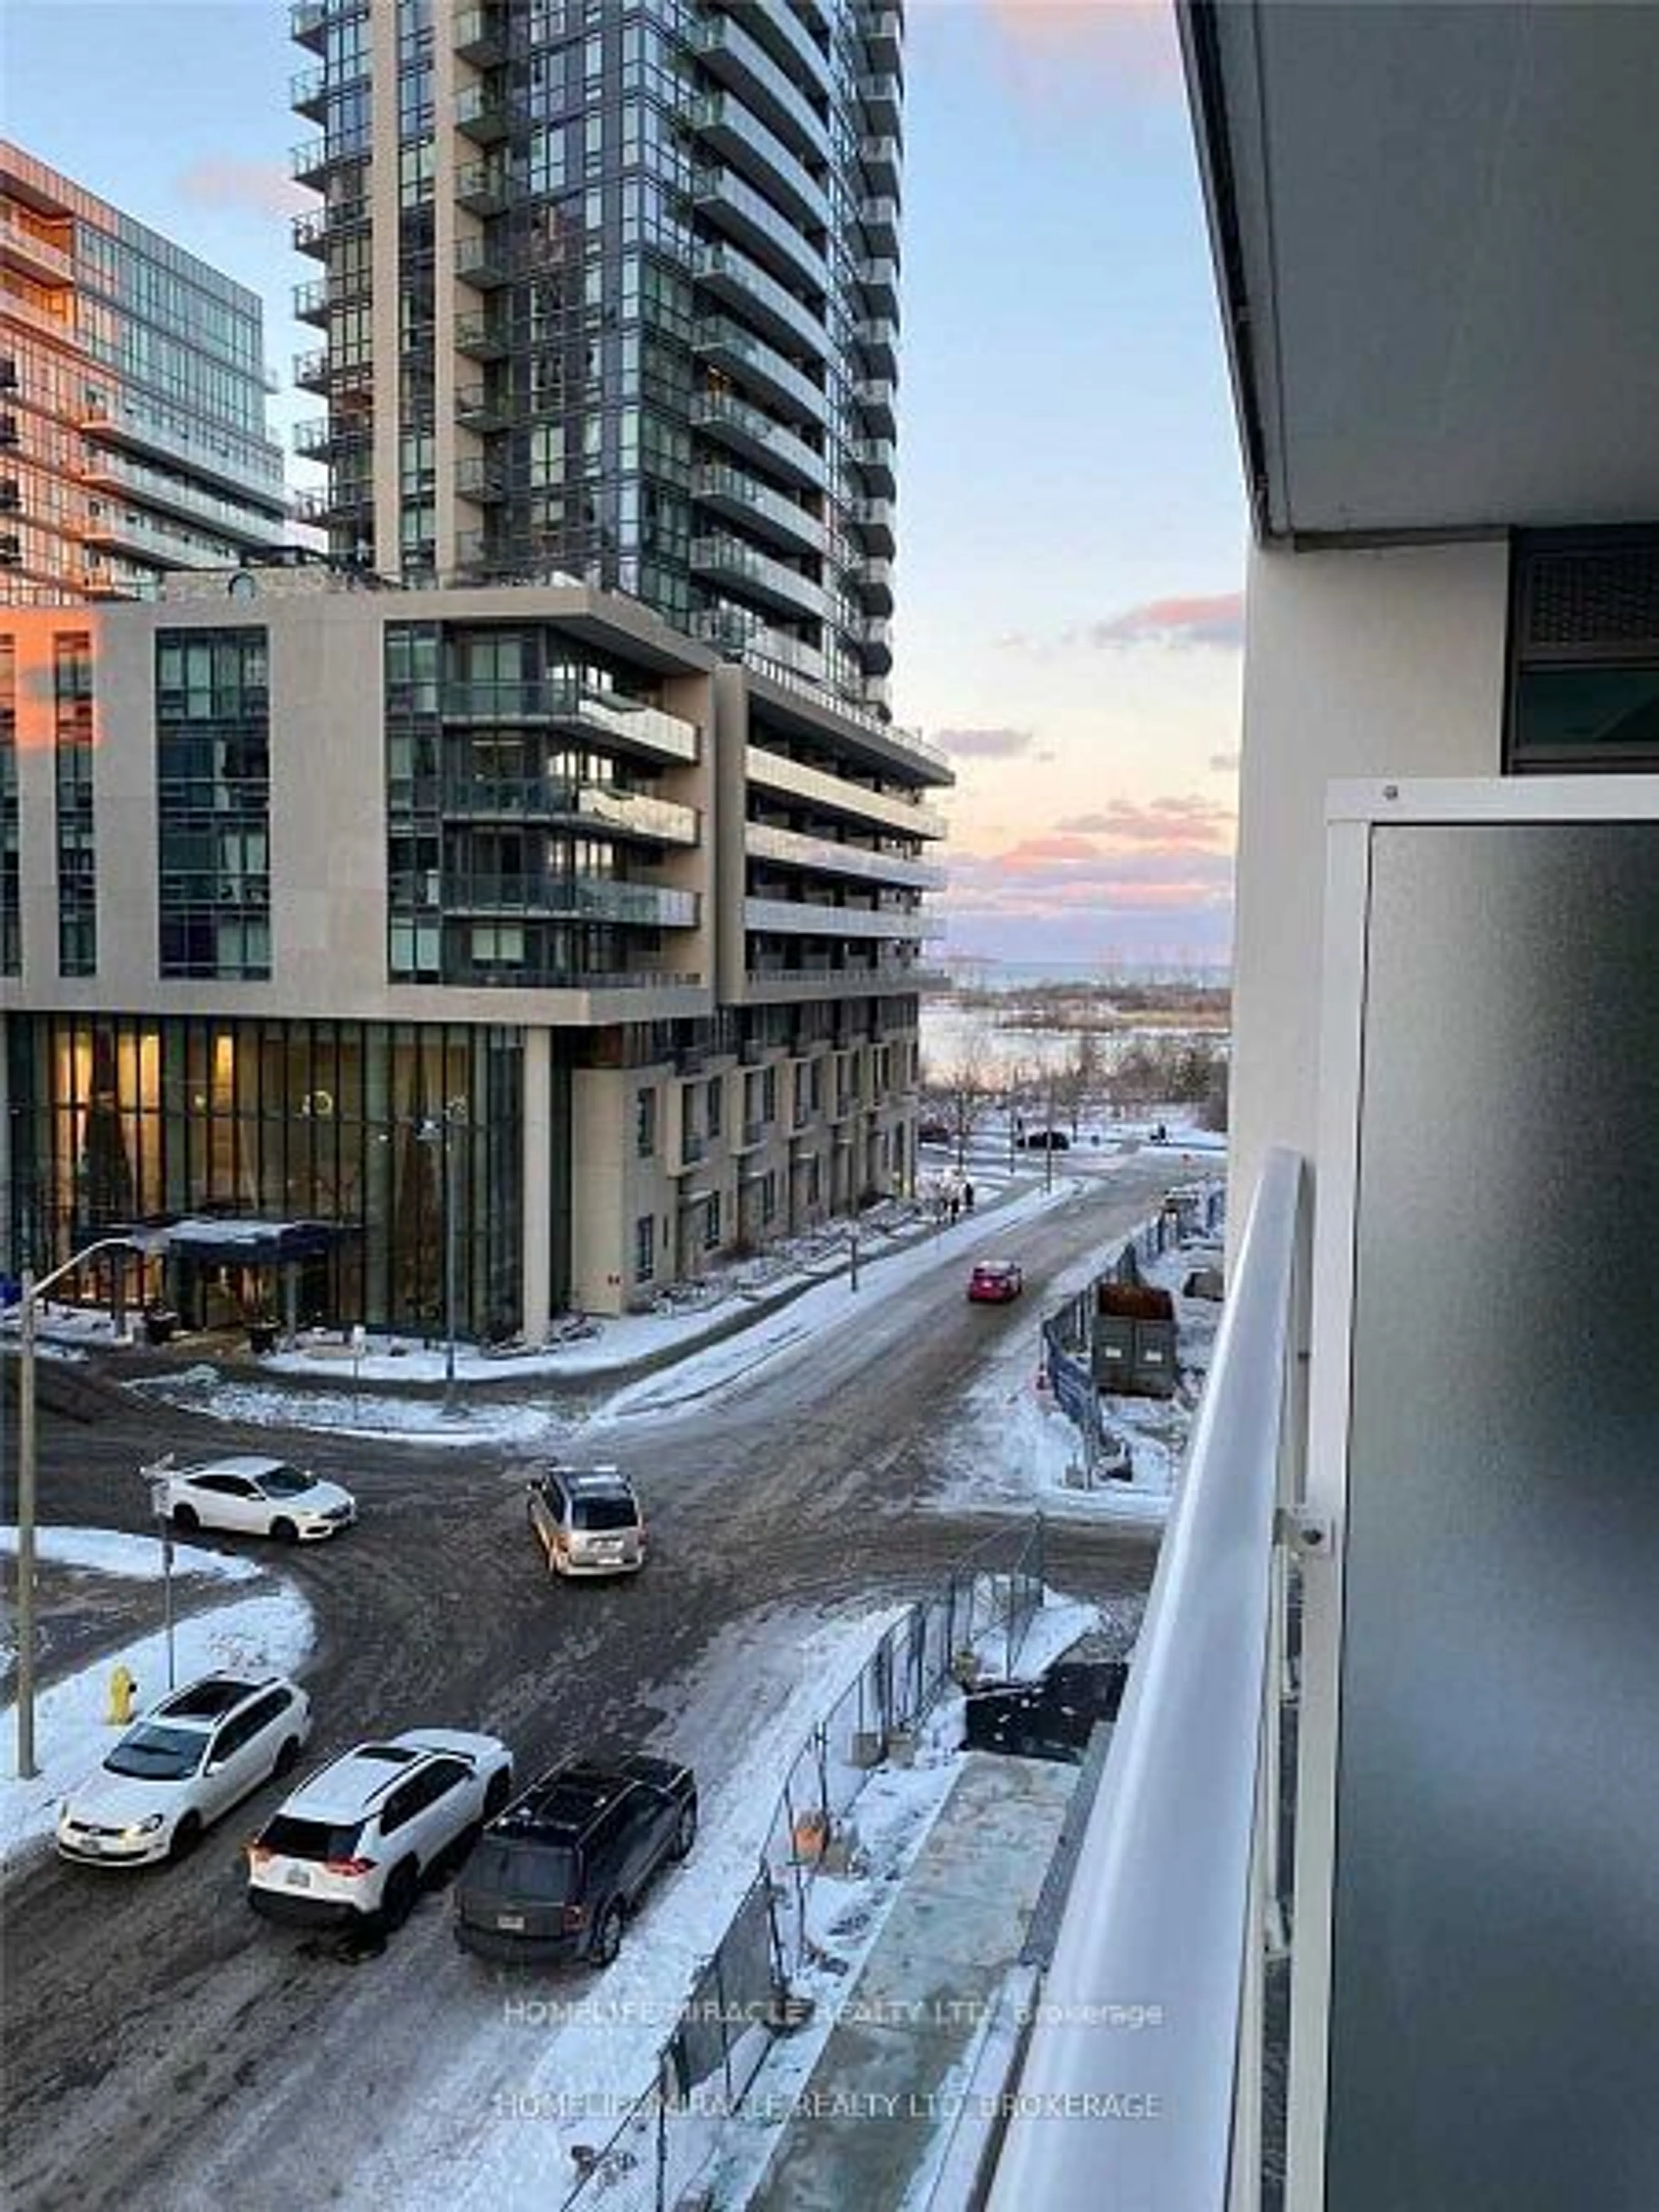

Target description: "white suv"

left=57, top=1673, right=311, bottom=1867
left=247, top=1729, right=514, bottom=1930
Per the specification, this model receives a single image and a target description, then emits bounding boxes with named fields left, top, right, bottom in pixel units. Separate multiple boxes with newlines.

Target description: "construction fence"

left=553, top=1517, right=1049, bottom=2212
left=1041, top=1179, right=1228, bottom=1478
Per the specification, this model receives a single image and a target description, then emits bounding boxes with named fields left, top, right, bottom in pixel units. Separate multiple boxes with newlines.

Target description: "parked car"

left=967, top=1260, right=1025, bottom=1303
left=916, top=1119, right=953, bottom=1145
left=247, top=1729, right=514, bottom=1930
left=56, top=1672, right=311, bottom=1868
left=1021, top=1128, right=1071, bottom=1150
left=160, top=1453, right=356, bottom=1543
left=454, top=1754, right=697, bottom=1967
left=526, top=1467, right=646, bottom=1578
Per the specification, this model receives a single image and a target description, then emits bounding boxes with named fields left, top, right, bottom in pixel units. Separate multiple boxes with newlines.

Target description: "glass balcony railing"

left=454, top=6, right=512, bottom=67
left=693, top=164, right=826, bottom=293
left=860, top=73, right=903, bottom=137
left=693, top=315, right=827, bottom=427
left=744, top=896, right=937, bottom=943
left=854, top=379, right=898, bottom=434
left=847, top=498, right=896, bottom=552
left=850, top=439, right=896, bottom=494
left=744, top=820, right=945, bottom=891
left=445, top=874, right=699, bottom=929
left=743, top=0, right=835, bottom=101
left=859, top=136, right=903, bottom=194
left=79, top=398, right=286, bottom=509
left=688, top=13, right=825, bottom=163
left=694, top=242, right=827, bottom=362
left=984, top=1150, right=1299, bottom=2212
left=436, top=678, right=700, bottom=763
left=688, top=95, right=830, bottom=233
left=455, top=84, right=529, bottom=144
left=691, top=606, right=827, bottom=688
left=0, top=214, right=73, bottom=286
left=855, top=317, right=899, bottom=375
left=690, top=532, right=827, bottom=621
left=691, top=391, right=827, bottom=490
left=858, top=197, right=901, bottom=256
left=744, top=746, right=947, bottom=839
left=693, top=463, right=826, bottom=556
left=78, top=451, right=287, bottom=547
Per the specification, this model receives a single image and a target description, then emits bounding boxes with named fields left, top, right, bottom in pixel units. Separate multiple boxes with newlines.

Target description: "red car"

left=967, top=1261, right=1024, bottom=1303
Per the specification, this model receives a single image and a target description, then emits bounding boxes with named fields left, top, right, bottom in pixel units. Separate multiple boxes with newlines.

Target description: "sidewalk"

left=746, top=1751, right=1080, bottom=2212
left=7, top=1165, right=1064, bottom=1432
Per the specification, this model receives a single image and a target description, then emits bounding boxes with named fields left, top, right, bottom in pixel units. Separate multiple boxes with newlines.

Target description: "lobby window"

left=634, top=1213, right=655, bottom=1281
left=1508, top=532, right=1659, bottom=772
left=704, top=1191, right=721, bottom=1249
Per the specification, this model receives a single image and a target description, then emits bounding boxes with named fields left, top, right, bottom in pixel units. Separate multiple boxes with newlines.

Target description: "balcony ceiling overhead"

left=1186, top=1, right=1659, bottom=539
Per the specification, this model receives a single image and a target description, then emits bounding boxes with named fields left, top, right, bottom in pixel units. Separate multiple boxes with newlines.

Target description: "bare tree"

left=1052, top=1028, right=1106, bottom=1140
left=921, top=1058, right=998, bottom=1172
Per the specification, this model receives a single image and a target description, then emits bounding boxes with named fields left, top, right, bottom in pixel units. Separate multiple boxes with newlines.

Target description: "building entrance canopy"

left=127, top=1215, right=356, bottom=1265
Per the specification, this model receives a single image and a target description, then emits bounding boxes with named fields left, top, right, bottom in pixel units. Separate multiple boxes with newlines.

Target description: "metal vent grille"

left=1524, top=547, right=1659, bottom=652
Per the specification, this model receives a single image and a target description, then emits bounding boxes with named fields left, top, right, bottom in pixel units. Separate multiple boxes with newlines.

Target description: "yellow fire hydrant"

left=107, top=1663, right=138, bottom=1726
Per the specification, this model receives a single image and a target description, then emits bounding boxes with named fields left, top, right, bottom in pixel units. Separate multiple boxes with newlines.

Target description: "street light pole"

left=16, top=1269, right=39, bottom=1778
left=443, top=1103, right=461, bottom=1414
left=13, top=1233, right=154, bottom=1778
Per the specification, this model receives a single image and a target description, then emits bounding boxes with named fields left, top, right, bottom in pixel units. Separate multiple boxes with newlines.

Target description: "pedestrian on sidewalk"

left=963, top=1181, right=976, bottom=1213
left=948, top=1193, right=960, bottom=1224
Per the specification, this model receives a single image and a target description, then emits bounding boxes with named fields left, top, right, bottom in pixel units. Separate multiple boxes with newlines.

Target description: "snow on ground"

left=124, top=1363, right=574, bottom=1450
left=321, top=1603, right=914, bottom=2212
left=329, top=1592, right=1102, bottom=2212
left=603, top=1177, right=1085, bottom=1425
left=0, top=1535, right=315, bottom=1863
left=0, top=1524, right=262, bottom=1585
left=638, top=1594, right=1103, bottom=2212
left=101, top=1170, right=1090, bottom=1445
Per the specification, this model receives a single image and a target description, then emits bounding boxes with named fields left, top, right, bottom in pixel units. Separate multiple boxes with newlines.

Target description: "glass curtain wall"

left=4, top=1013, right=527, bottom=1339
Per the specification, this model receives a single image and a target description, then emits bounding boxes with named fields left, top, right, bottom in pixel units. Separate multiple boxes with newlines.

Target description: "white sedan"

left=57, top=1672, right=312, bottom=1867
left=160, top=1453, right=356, bottom=1542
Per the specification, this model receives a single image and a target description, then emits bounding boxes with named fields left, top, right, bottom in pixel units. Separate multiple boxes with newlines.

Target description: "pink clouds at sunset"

left=977, top=0, right=1183, bottom=107
left=933, top=791, right=1238, bottom=965
left=1053, top=795, right=1234, bottom=845
left=1084, top=592, right=1246, bottom=650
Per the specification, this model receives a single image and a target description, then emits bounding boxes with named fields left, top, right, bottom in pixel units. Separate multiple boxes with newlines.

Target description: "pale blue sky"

left=3, top=0, right=1246, bottom=970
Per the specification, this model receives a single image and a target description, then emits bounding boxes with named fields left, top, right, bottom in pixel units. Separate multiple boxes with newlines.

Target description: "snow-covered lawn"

left=0, top=1529, right=315, bottom=1864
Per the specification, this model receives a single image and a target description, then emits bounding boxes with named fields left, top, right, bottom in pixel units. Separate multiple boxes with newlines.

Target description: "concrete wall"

left=1230, top=539, right=1511, bottom=1214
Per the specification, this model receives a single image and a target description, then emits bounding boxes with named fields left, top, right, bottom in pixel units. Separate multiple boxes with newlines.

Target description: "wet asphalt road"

left=0, top=1163, right=1177, bottom=2212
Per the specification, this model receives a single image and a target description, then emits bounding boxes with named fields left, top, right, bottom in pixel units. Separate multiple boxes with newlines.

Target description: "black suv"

left=454, top=1753, right=697, bottom=1967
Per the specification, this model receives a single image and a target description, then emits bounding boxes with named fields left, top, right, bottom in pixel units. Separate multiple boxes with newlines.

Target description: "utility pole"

left=443, top=1102, right=462, bottom=1413
left=418, top=1099, right=467, bottom=1415
left=1045, top=1064, right=1057, bottom=1195
left=16, top=1269, right=38, bottom=1777
left=14, top=1233, right=157, bottom=1777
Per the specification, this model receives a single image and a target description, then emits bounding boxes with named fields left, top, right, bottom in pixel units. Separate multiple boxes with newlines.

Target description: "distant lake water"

left=919, top=985, right=1231, bottom=1084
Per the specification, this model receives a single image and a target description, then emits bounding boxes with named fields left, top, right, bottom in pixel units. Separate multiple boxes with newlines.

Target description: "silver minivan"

left=525, top=1466, right=647, bottom=1578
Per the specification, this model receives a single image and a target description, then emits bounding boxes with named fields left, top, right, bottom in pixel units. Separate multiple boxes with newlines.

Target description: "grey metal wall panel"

left=1328, top=820, right=1659, bottom=2211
